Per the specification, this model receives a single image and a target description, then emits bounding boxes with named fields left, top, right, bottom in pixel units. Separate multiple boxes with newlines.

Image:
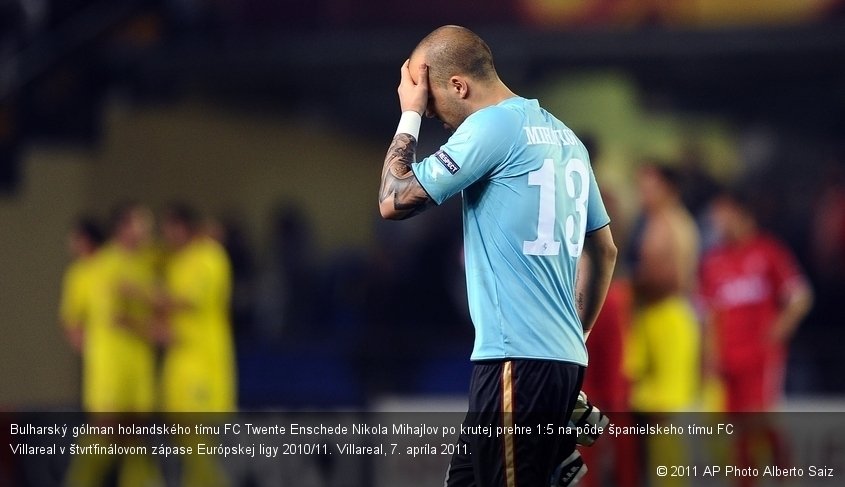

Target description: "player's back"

left=164, top=237, right=232, bottom=347
left=162, top=236, right=236, bottom=412
left=457, top=97, right=608, bottom=365
left=666, top=204, right=700, bottom=296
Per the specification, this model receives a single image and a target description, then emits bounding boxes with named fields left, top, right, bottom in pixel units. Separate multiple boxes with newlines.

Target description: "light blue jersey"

left=412, top=97, right=609, bottom=365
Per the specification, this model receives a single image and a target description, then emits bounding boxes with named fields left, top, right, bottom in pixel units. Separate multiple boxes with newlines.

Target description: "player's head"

left=410, top=25, right=499, bottom=131
left=637, top=161, right=682, bottom=211
left=109, top=201, right=153, bottom=250
left=710, top=186, right=757, bottom=243
left=161, top=202, right=201, bottom=249
left=68, top=217, right=104, bottom=258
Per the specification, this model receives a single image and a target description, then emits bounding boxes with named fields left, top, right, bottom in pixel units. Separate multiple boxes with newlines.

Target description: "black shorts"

left=445, top=359, right=585, bottom=487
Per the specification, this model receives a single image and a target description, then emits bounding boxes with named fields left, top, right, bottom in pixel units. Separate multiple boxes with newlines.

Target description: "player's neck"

left=491, top=81, right=517, bottom=103
left=733, top=226, right=758, bottom=245
left=116, top=237, right=140, bottom=252
left=173, top=234, right=197, bottom=251
left=472, top=81, right=516, bottom=111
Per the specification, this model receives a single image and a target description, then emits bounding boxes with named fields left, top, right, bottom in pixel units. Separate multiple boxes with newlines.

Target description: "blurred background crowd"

left=1, top=0, right=845, bottom=413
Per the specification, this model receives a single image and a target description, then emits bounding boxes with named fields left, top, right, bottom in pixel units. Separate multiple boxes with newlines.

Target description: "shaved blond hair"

left=413, top=25, right=497, bottom=87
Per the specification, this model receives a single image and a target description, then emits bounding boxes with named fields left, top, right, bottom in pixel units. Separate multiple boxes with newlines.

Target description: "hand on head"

left=398, top=59, right=429, bottom=116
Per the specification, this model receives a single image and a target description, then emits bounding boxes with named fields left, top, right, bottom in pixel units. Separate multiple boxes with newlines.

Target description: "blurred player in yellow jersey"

left=627, top=162, right=701, bottom=412
left=153, top=203, right=236, bottom=487
left=158, top=202, right=236, bottom=413
left=84, top=202, right=159, bottom=413
left=64, top=203, right=162, bottom=487
left=59, top=217, right=105, bottom=355
left=626, top=163, right=701, bottom=487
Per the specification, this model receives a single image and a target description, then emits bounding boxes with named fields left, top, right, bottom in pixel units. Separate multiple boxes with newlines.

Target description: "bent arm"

left=770, top=281, right=813, bottom=343
left=378, top=133, right=434, bottom=220
left=576, top=225, right=617, bottom=340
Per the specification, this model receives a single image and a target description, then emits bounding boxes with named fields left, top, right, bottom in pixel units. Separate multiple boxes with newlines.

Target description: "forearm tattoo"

left=379, top=133, right=433, bottom=218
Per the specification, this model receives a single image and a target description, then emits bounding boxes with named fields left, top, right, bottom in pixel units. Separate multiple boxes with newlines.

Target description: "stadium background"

left=1, top=0, right=845, bottom=412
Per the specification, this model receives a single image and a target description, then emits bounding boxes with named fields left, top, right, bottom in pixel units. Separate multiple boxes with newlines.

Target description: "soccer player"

left=157, top=202, right=237, bottom=413
left=63, top=203, right=161, bottom=487
left=82, top=202, right=159, bottom=413
left=624, top=163, right=700, bottom=487
left=700, top=188, right=812, bottom=411
left=626, top=163, right=700, bottom=412
left=147, top=203, right=236, bottom=487
left=59, top=217, right=105, bottom=354
left=378, top=26, right=617, bottom=487
left=700, top=188, right=812, bottom=412
left=699, top=188, right=812, bottom=487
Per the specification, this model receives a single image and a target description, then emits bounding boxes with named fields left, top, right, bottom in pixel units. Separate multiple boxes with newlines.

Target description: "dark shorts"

left=445, top=359, right=585, bottom=487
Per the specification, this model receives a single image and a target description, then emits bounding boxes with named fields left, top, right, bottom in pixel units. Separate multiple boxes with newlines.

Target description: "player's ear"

left=450, top=76, right=469, bottom=99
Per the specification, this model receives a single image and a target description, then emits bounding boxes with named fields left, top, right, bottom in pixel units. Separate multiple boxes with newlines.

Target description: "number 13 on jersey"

left=522, top=158, right=590, bottom=258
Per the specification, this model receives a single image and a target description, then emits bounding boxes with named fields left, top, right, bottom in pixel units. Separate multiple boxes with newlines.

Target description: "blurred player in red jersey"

left=699, top=187, right=813, bottom=487
left=700, top=188, right=813, bottom=412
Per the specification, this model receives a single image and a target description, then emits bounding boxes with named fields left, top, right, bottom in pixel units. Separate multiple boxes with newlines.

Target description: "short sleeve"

left=412, top=107, right=517, bottom=205
left=767, top=239, right=807, bottom=297
left=585, top=164, right=610, bottom=233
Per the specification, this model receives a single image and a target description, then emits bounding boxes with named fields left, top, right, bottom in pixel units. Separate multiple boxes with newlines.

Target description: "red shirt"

left=699, top=234, right=806, bottom=371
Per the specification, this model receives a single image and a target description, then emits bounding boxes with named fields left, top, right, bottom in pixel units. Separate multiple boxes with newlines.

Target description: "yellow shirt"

left=161, top=237, right=236, bottom=412
left=626, top=296, right=700, bottom=412
left=83, top=243, right=158, bottom=412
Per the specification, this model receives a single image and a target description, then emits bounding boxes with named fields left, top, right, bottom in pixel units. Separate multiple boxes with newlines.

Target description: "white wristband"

left=395, top=111, right=422, bottom=139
